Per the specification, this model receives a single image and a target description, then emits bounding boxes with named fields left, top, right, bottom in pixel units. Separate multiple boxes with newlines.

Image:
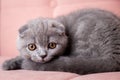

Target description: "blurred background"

left=0, top=0, right=120, bottom=57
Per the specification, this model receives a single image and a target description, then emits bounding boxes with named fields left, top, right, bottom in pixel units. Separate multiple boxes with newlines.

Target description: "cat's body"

left=2, top=9, right=120, bottom=74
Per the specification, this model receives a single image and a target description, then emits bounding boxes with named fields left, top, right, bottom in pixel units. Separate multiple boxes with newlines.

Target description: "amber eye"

left=28, top=43, right=36, bottom=51
left=48, top=42, right=56, bottom=49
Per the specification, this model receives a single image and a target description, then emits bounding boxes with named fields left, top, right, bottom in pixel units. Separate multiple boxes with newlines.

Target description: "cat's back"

left=57, top=9, right=120, bottom=37
left=58, top=9, right=120, bottom=57
left=67, top=9, right=120, bottom=39
left=62, top=9, right=120, bottom=29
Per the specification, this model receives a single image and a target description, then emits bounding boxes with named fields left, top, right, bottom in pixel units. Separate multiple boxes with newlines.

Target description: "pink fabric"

left=54, top=0, right=120, bottom=17
left=0, top=71, right=120, bottom=80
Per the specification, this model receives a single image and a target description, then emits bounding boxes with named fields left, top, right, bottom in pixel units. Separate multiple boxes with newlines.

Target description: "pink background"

left=0, top=0, right=120, bottom=57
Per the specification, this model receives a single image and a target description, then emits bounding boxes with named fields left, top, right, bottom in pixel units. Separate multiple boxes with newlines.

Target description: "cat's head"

left=17, top=18, right=68, bottom=63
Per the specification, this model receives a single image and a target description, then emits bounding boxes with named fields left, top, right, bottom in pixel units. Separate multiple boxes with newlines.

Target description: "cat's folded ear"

left=52, top=21, right=66, bottom=36
left=18, top=25, right=29, bottom=38
left=57, top=28, right=66, bottom=36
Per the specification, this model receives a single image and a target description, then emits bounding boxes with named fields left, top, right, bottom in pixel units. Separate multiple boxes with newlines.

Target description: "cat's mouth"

left=31, top=56, right=52, bottom=63
left=37, top=59, right=46, bottom=63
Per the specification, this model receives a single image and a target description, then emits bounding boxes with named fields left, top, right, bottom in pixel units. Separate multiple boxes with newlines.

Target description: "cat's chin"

left=34, top=60, right=47, bottom=63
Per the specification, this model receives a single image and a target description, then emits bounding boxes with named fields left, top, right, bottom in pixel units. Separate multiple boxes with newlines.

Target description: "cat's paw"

left=2, top=59, right=17, bottom=70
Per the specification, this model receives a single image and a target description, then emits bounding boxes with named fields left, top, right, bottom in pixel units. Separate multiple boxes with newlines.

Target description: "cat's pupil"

left=48, top=42, right=56, bottom=49
left=28, top=44, right=36, bottom=51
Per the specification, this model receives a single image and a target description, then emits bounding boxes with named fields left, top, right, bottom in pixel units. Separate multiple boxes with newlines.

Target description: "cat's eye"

left=28, top=43, right=36, bottom=51
left=48, top=42, right=56, bottom=49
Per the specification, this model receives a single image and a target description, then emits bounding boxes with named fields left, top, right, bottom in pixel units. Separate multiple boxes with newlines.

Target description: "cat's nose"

left=39, top=50, right=47, bottom=58
left=40, top=54, right=47, bottom=58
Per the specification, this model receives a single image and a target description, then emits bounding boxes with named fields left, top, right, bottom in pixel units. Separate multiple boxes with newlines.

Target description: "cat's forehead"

left=23, top=18, right=62, bottom=44
left=27, top=18, right=58, bottom=36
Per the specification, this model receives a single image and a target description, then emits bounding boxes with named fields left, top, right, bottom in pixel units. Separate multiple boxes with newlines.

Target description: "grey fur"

left=2, top=9, right=120, bottom=74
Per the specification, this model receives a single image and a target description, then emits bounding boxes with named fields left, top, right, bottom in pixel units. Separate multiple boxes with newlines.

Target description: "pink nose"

left=40, top=54, right=47, bottom=58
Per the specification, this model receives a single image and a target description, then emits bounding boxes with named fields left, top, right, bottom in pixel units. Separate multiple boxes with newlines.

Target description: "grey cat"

left=2, top=9, right=120, bottom=74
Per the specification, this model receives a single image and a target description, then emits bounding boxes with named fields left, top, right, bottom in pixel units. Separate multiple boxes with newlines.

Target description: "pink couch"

left=0, top=0, right=120, bottom=80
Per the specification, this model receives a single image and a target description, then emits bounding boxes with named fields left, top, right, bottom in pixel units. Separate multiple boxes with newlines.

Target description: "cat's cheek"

left=23, top=54, right=31, bottom=59
left=44, top=56, right=52, bottom=62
